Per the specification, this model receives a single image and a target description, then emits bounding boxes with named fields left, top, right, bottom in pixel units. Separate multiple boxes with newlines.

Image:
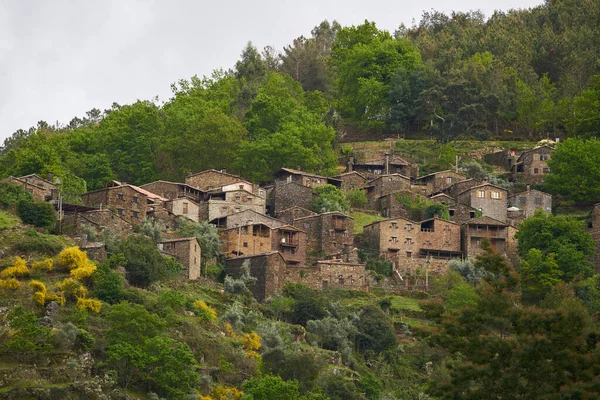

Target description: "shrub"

left=0, top=278, right=21, bottom=289
left=241, top=331, right=261, bottom=359
left=1, top=257, right=31, bottom=278
left=312, top=184, right=349, bottom=213
left=31, top=258, right=53, bottom=272
left=0, top=182, right=34, bottom=207
left=355, top=306, right=397, bottom=353
left=449, top=259, right=488, bottom=284
left=346, top=189, right=367, bottom=208
left=16, top=199, right=56, bottom=229
left=93, top=263, right=124, bottom=304
left=56, top=278, right=89, bottom=301
left=241, top=374, right=299, bottom=400
left=5, top=306, right=53, bottom=354
left=58, top=247, right=91, bottom=270
left=424, top=203, right=450, bottom=220
left=13, top=230, right=65, bottom=255
left=365, top=256, right=393, bottom=277
left=193, top=300, right=217, bottom=321
left=70, top=263, right=97, bottom=280
left=224, top=260, right=257, bottom=295
left=77, top=297, right=102, bottom=313
left=283, top=284, right=327, bottom=326
left=118, top=235, right=179, bottom=287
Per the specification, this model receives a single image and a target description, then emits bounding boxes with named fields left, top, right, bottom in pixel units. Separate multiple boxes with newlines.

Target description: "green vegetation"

left=312, top=184, right=349, bottom=213
left=350, top=211, right=386, bottom=234
left=0, top=210, right=18, bottom=229
left=16, top=200, right=56, bottom=230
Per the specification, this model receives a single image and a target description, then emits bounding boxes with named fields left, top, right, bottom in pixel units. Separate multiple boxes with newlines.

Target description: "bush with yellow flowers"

left=223, top=322, right=237, bottom=339
left=56, top=278, right=88, bottom=301
left=57, top=247, right=97, bottom=280
left=210, top=385, right=243, bottom=400
left=241, top=331, right=262, bottom=359
left=31, top=259, right=53, bottom=272
left=193, top=299, right=217, bottom=321
left=76, top=297, right=102, bottom=313
left=29, top=280, right=47, bottom=305
left=0, top=278, right=21, bottom=289
left=1, top=257, right=30, bottom=278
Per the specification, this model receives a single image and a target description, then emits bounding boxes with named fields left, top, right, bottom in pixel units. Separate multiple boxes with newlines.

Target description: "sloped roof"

left=464, top=216, right=508, bottom=227
left=414, top=169, right=466, bottom=181
left=508, top=189, right=552, bottom=199
left=355, top=155, right=410, bottom=166
left=86, top=181, right=168, bottom=202
left=363, top=216, right=419, bottom=229
left=516, top=145, right=554, bottom=162
left=332, top=171, right=368, bottom=180
left=18, top=174, right=57, bottom=187
left=186, top=169, right=241, bottom=179
left=3, top=176, right=45, bottom=190
left=367, top=173, right=411, bottom=184
left=457, top=182, right=507, bottom=197
left=159, top=237, right=200, bottom=244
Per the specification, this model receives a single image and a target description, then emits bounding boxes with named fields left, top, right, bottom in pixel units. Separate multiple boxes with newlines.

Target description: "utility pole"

left=237, top=225, right=241, bottom=256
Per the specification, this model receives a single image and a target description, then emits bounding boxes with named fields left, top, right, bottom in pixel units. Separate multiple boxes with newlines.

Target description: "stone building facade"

left=285, top=260, right=368, bottom=291
left=200, top=189, right=266, bottom=222
left=81, top=182, right=166, bottom=225
left=18, top=174, right=57, bottom=201
left=214, top=209, right=285, bottom=229
left=483, top=149, right=521, bottom=171
left=365, top=174, right=412, bottom=198
left=512, top=145, right=553, bottom=184
left=61, top=209, right=133, bottom=239
left=139, top=181, right=204, bottom=203
left=456, top=183, right=508, bottom=222
left=292, top=212, right=354, bottom=261
left=224, top=252, right=287, bottom=302
left=276, top=206, right=317, bottom=224
left=461, top=216, right=510, bottom=258
left=348, top=155, right=411, bottom=179
left=268, top=181, right=315, bottom=217
left=412, top=170, right=467, bottom=195
left=331, top=172, right=369, bottom=192
left=185, top=169, right=243, bottom=191
left=274, top=168, right=341, bottom=189
left=443, top=179, right=484, bottom=198
left=508, top=188, right=552, bottom=218
left=164, top=197, right=200, bottom=222
left=2, top=176, right=53, bottom=202
left=158, top=237, right=201, bottom=280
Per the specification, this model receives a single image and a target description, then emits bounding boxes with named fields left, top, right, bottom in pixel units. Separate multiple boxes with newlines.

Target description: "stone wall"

left=159, top=238, right=201, bottom=280
left=270, top=181, right=315, bottom=217
left=457, top=184, right=507, bottom=222
left=276, top=207, right=317, bottom=224
left=224, top=253, right=287, bottom=302
left=139, top=181, right=204, bottom=202
left=206, top=190, right=266, bottom=222
left=220, top=224, right=273, bottom=257
left=82, top=186, right=149, bottom=225
left=3, top=177, right=50, bottom=202
left=508, top=189, right=552, bottom=218
left=61, top=209, right=133, bottom=240
left=419, top=218, right=462, bottom=255
left=515, top=146, right=552, bottom=184
left=285, top=261, right=368, bottom=291
left=293, top=213, right=354, bottom=262
left=335, top=172, right=369, bottom=192
left=221, top=210, right=285, bottom=229
left=185, top=170, right=241, bottom=191
left=165, top=198, right=200, bottom=222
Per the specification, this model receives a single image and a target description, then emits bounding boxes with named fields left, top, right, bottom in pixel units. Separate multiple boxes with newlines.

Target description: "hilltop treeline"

left=1, top=0, right=599, bottom=193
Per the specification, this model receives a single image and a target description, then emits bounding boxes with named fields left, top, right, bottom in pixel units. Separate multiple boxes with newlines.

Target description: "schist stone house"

left=2, top=174, right=57, bottom=202
left=61, top=209, right=133, bottom=240
left=293, top=212, right=354, bottom=261
left=512, top=145, right=553, bottom=184
left=412, top=170, right=467, bottom=195
left=286, top=260, right=368, bottom=292
left=275, top=168, right=341, bottom=189
left=82, top=181, right=167, bottom=225
left=365, top=174, right=412, bottom=199
left=456, top=183, right=508, bottom=222
left=347, top=155, right=412, bottom=179
left=363, top=216, right=462, bottom=267
left=219, top=223, right=307, bottom=266
left=224, top=252, right=287, bottom=302
left=185, top=169, right=245, bottom=191
left=461, top=216, right=512, bottom=257
left=276, top=206, right=317, bottom=225
left=158, top=237, right=201, bottom=280
left=508, top=188, right=552, bottom=218
left=139, top=181, right=204, bottom=203
left=164, top=197, right=201, bottom=223
left=212, top=209, right=286, bottom=229
left=331, top=171, right=369, bottom=192
left=268, top=181, right=315, bottom=217
left=200, top=188, right=266, bottom=222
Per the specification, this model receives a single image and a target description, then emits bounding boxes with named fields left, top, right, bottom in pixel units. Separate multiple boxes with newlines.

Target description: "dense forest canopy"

left=1, top=0, right=599, bottom=192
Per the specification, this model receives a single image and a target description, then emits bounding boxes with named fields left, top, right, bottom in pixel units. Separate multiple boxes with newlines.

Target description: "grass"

left=351, top=211, right=386, bottom=234
left=0, top=210, right=18, bottom=229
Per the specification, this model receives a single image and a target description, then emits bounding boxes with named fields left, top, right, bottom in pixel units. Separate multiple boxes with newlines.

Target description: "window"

left=535, top=197, right=542, bottom=205
left=449, top=209, right=455, bottom=217
left=286, top=175, right=292, bottom=183
left=239, top=185, right=244, bottom=190
left=243, top=242, right=248, bottom=248
left=534, top=168, right=539, bottom=174
left=469, top=211, right=476, bottom=218
left=391, top=222, right=397, bottom=229
left=117, top=193, right=125, bottom=201
left=235, top=195, right=241, bottom=201
left=540, top=154, right=549, bottom=161
left=406, top=223, right=413, bottom=231
left=234, top=207, right=241, bottom=213
left=477, top=190, right=485, bottom=198
left=543, top=168, right=549, bottom=173
left=491, top=191, right=500, bottom=199
left=132, top=211, right=139, bottom=219
left=183, top=202, right=188, bottom=214
left=406, top=252, right=412, bottom=258
left=446, top=177, right=452, bottom=184
left=391, top=237, right=397, bottom=243
left=406, top=237, right=413, bottom=244
left=520, top=197, right=526, bottom=205
left=132, top=196, right=138, bottom=204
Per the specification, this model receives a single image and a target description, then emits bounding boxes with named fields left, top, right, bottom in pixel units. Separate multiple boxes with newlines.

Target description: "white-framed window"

left=477, top=190, right=485, bottom=198
left=492, top=191, right=500, bottom=199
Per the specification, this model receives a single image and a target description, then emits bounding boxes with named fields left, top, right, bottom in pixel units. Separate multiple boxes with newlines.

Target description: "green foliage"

left=519, top=249, right=563, bottom=298
left=445, top=282, right=478, bottom=313
left=12, top=229, right=67, bottom=255
left=224, top=260, right=258, bottom=296
left=283, top=284, right=327, bottom=326
left=357, top=372, right=383, bottom=400
left=175, top=217, right=222, bottom=265
left=306, top=317, right=356, bottom=363
left=4, top=306, right=53, bottom=354
left=449, top=258, right=488, bottom=284
left=312, top=184, right=349, bottom=213
left=424, top=203, right=450, bottom=220
left=93, top=262, right=125, bottom=304
left=355, top=306, right=397, bottom=353
left=136, top=218, right=165, bottom=243
left=364, top=255, right=393, bottom=277
left=515, top=210, right=595, bottom=281
left=345, top=189, right=367, bottom=208
left=545, top=138, right=600, bottom=202
left=16, top=199, right=56, bottom=229
left=262, top=348, right=325, bottom=393
left=0, top=182, right=33, bottom=207
left=241, top=374, right=300, bottom=400
left=574, top=275, right=600, bottom=316
left=394, top=192, right=434, bottom=220
left=0, top=210, right=18, bottom=229
left=106, top=302, right=167, bottom=346
left=117, top=235, right=181, bottom=287
left=318, top=373, right=360, bottom=400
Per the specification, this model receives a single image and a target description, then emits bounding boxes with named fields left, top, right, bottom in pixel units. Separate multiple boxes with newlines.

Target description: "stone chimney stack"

left=385, top=154, right=390, bottom=175
left=527, top=185, right=531, bottom=191
left=348, top=156, right=354, bottom=172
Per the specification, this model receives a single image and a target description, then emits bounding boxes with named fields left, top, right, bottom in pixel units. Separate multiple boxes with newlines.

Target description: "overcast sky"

left=0, top=0, right=544, bottom=142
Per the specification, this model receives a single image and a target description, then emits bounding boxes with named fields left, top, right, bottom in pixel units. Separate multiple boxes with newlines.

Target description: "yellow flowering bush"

left=29, top=280, right=47, bottom=305
left=56, top=278, right=88, bottom=301
left=46, top=291, right=66, bottom=306
left=241, top=331, right=262, bottom=359
left=58, top=247, right=89, bottom=270
left=70, top=263, right=97, bottom=280
left=193, top=299, right=217, bottom=321
left=0, top=278, right=21, bottom=289
left=77, top=297, right=102, bottom=313
left=31, top=259, right=53, bottom=272
left=223, top=322, right=237, bottom=339
left=212, top=385, right=243, bottom=400
left=1, top=257, right=30, bottom=278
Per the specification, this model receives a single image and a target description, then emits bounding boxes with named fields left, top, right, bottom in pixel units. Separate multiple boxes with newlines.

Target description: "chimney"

left=526, top=185, right=531, bottom=191
left=348, top=156, right=354, bottom=172
left=385, top=154, right=390, bottom=175
left=48, top=172, right=54, bottom=183
left=296, top=166, right=302, bottom=171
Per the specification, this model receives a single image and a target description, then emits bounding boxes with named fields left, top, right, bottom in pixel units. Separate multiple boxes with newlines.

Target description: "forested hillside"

left=1, top=0, right=599, bottom=195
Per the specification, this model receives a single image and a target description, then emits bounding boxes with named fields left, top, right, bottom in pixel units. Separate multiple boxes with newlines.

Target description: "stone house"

left=348, top=155, right=411, bottom=179
left=81, top=181, right=167, bottom=225
left=199, top=189, right=266, bottom=222
left=276, top=206, right=317, bottom=225
left=292, top=212, right=354, bottom=261
left=456, top=183, right=508, bottom=222
left=418, top=217, right=463, bottom=259
left=2, top=175, right=54, bottom=202
left=224, top=252, right=287, bottom=302
left=18, top=174, right=57, bottom=200
left=212, top=209, right=286, bottom=229
left=158, top=237, right=201, bottom=280
left=285, top=260, right=368, bottom=291
left=483, top=149, right=522, bottom=171
left=442, top=178, right=484, bottom=198
left=365, top=174, right=412, bottom=199
left=219, top=223, right=307, bottom=266
left=461, top=216, right=510, bottom=258
left=268, top=180, right=315, bottom=217
left=512, top=145, right=553, bottom=184
left=331, top=171, right=369, bottom=192
left=274, top=168, right=341, bottom=189
left=81, top=242, right=107, bottom=263
left=61, top=209, right=133, bottom=240
left=139, top=180, right=204, bottom=203
left=379, top=191, right=428, bottom=220
left=147, top=208, right=179, bottom=231
left=412, top=170, right=467, bottom=195
left=164, top=197, right=201, bottom=223
left=508, top=188, right=552, bottom=218
left=185, top=169, right=243, bottom=191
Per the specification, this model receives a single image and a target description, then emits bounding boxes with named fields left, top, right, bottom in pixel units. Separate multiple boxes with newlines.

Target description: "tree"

left=545, top=138, right=600, bottom=202
left=515, top=210, right=595, bottom=281
left=175, top=218, right=222, bottom=270
left=519, top=248, right=563, bottom=298
left=16, top=199, right=56, bottom=229
left=345, top=189, right=367, bottom=208
left=0, top=182, right=33, bottom=207
left=3, top=306, right=53, bottom=355
left=283, top=284, right=327, bottom=326
left=354, top=306, right=397, bottom=353
left=117, top=235, right=181, bottom=287
left=312, top=184, right=349, bottom=213
left=241, top=374, right=300, bottom=400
